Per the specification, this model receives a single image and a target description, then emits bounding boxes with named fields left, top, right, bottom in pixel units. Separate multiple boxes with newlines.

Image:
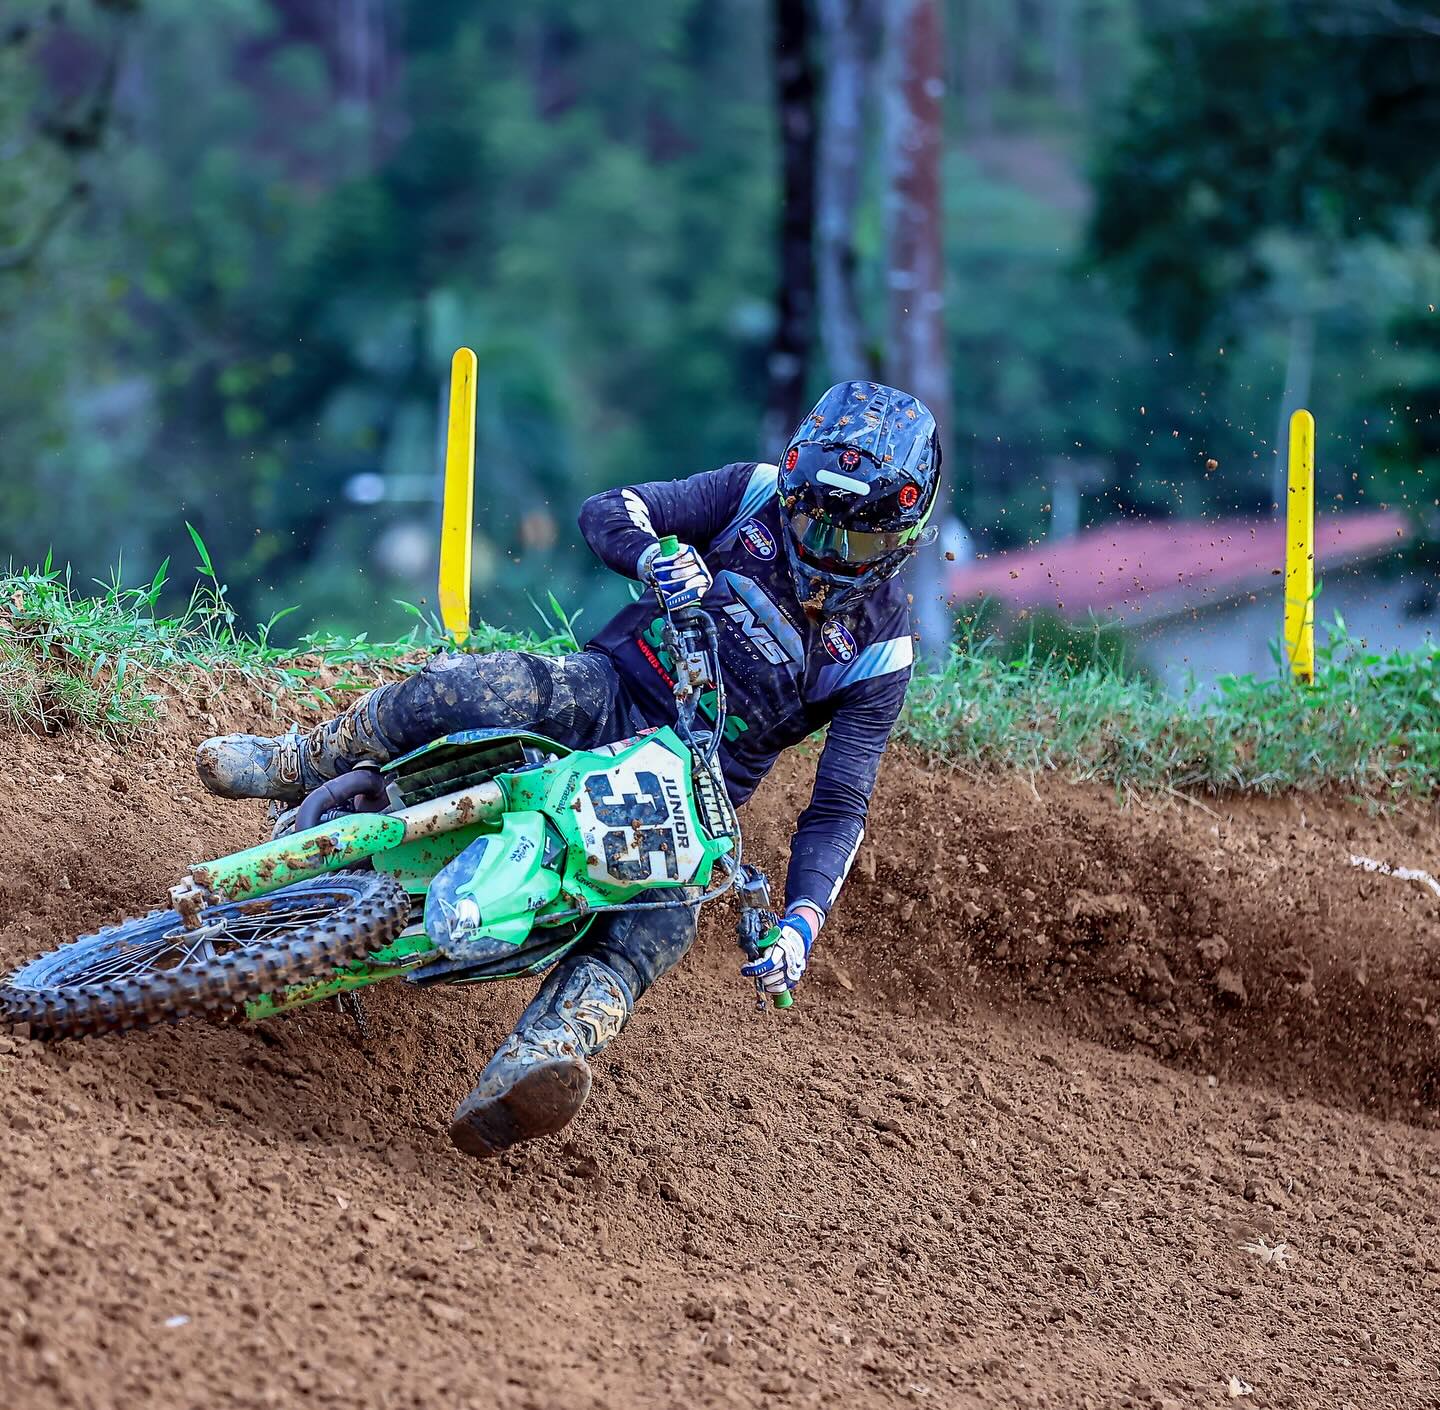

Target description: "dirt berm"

left=1, top=684, right=1438, bottom=1410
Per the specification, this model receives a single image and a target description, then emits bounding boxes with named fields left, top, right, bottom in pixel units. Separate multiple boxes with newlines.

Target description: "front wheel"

left=0, top=871, right=411, bottom=1041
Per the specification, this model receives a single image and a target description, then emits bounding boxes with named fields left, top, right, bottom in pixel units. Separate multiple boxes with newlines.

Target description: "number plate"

left=572, top=738, right=706, bottom=888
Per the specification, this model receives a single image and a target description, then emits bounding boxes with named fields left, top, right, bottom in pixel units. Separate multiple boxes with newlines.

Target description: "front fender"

left=193, top=813, right=408, bottom=901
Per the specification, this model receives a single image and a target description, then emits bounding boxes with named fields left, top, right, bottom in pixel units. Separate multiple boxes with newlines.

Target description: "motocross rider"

left=196, top=381, right=941, bottom=1158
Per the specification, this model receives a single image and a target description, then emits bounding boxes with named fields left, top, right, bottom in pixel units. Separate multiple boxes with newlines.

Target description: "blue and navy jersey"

left=578, top=461, right=914, bottom=917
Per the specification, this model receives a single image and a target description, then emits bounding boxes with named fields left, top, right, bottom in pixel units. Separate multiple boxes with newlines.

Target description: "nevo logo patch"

left=821, top=620, right=857, bottom=663
left=738, top=519, right=776, bottom=561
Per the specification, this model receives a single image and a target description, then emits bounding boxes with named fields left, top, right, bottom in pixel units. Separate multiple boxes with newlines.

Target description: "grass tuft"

left=4, top=546, right=1439, bottom=802
left=901, top=620, right=1440, bottom=798
left=0, top=545, right=571, bottom=740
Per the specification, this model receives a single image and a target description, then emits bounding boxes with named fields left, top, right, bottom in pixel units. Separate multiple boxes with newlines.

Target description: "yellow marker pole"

left=1284, top=408, right=1315, bottom=683
left=439, top=347, right=478, bottom=646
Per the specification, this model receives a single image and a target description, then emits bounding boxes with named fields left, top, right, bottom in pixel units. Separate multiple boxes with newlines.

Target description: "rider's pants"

left=375, top=649, right=697, bottom=999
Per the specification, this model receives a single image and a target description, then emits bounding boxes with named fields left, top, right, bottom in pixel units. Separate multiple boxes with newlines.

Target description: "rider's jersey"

left=579, top=461, right=914, bottom=916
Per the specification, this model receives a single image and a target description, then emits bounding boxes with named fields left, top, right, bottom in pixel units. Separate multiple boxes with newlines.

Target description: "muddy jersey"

left=578, top=461, right=914, bottom=915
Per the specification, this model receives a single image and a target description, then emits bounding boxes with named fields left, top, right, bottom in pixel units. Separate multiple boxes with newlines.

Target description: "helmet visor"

left=788, top=510, right=918, bottom=578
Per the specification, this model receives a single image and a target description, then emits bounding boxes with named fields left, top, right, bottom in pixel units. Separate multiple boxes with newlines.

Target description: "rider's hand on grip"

left=638, top=538, right=713, bottom=612
left=740, top=913, right=813, bottom=1007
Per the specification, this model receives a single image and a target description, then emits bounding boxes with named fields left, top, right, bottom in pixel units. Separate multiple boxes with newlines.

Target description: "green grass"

left=0, top=534, right=574, bottom=739
left=901, top=623, right=1440, bottom=799
left=4, top=545, right=1438, bottom=800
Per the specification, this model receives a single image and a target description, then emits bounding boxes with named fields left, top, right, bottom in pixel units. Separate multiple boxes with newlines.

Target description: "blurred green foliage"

left=3, top=0, right=1440, bottom=642
left=1092, top=0, right=1440, bottom=342
left=1090, top=0, right=1440, bottom=536
left=1, top=0, right=775, bottom=636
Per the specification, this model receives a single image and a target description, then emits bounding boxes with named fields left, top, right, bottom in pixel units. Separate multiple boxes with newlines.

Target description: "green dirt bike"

left=1, top=542, right=789, bottom=1042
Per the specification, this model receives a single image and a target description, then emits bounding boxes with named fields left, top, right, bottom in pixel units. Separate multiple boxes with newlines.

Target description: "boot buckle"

left=277, top=733, right=302, bottom=786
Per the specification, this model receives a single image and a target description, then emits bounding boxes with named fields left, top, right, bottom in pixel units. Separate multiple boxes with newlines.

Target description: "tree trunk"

left=334, top=0, right=389, bottom=169
left=814, top=0, right=875, bottom=381
left=882, top=0, right=951, bottom=659
left=763, top=0, right=819, bottom=457
left=1046, top=0, right=1084, bottom=110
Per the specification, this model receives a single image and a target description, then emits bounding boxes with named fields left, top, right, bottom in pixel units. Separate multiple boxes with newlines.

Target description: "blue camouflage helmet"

left=777, top=381, right=942, bottom=615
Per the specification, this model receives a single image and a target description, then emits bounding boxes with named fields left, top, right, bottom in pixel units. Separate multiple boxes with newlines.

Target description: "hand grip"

left=741, top=915, right=795, bottom=1012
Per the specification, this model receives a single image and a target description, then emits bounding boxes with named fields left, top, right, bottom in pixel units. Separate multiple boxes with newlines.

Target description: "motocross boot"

left=449, top=956, right=633, bottom=1158
left=195, top=684, right=401, bottom=802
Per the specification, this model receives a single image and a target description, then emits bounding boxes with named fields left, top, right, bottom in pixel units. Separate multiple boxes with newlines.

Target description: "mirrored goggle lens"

left=789, top=511, right=915, bottom=576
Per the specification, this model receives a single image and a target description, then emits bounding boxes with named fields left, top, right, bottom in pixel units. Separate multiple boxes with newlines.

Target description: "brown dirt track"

left=1, top=688, right=1439, bottom=1410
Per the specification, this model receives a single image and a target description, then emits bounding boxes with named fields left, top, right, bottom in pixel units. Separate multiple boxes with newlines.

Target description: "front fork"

left=651, top=577, right=786, bottom=1012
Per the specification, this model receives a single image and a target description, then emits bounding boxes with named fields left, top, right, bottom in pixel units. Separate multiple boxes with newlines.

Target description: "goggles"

left=787, top=510, right=921, bottom=578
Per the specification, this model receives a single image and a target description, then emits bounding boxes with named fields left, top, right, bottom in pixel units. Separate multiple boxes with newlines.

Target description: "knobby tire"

left=0, top=871, right=410, bottom=1041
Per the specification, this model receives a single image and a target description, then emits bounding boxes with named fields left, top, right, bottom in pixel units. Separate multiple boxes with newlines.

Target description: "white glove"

left=637, top=540, right=713, bottom=611
left=740, top=913, right=815, bottom=1000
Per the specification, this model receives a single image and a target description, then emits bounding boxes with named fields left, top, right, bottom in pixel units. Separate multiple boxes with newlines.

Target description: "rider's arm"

left=784, top=661, right=911, bottom=924
left=577, top=461, right=773, bottom=577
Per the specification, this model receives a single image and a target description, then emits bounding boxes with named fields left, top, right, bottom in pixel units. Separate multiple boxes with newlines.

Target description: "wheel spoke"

left=4, top=872, right=406, bottom=1043
left=74, top=936, right=179, bottom=982
left=176, top=929, right=220, bottom=967
left=63, top=891, right=351, bottom=984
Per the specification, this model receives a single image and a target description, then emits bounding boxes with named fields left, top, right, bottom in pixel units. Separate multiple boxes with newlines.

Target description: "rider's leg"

left=448, top=895, right=698, bottom=1158
left=195, top=650, right=624, bottom=800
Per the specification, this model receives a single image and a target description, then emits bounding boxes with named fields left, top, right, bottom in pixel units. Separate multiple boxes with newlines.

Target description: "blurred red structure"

left=947, top=511, right=1409, bottom=624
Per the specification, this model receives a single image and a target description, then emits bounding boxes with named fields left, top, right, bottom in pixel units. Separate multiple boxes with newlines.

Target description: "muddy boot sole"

left=448, top=1057, right=592, bottom=1159
left=195, top=734, right=308, bottom=802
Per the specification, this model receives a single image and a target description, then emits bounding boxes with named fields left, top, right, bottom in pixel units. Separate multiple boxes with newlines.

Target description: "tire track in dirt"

left=0, top=695, right=1437, bottom=1409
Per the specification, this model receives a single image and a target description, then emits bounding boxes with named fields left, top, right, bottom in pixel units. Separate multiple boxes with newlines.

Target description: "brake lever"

left=734, top=864, right=791, bottom=1011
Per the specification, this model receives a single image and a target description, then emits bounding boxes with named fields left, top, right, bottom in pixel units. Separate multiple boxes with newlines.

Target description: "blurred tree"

left=1092, top=0, right=1440, bottom=343
left=882, top=0, right=950, bottom=654
left=0, top=2, right=131, bottom=271
left=0, top=0, right=779, bottom=637
left=762, top=0, right=818, bottom=456
left=814, top=0, right=876, bottom=382
left=1090, top=0, right=1440, bottom=535
left=0, top=0, right=147, bottom=551
left=10, top=0, right=1439, bottom=637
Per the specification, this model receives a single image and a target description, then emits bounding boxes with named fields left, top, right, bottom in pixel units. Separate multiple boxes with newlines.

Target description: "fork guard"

left=421, top=811, right=565, bottom=963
